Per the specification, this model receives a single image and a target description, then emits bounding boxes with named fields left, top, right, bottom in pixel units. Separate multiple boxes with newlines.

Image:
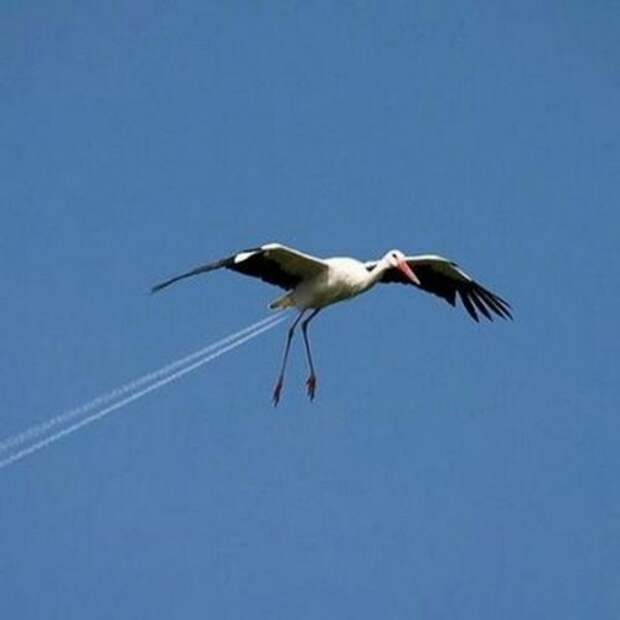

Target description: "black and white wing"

left=151, top=243, right=328, bottom=293
left=366, top=254, right=512, bottom=322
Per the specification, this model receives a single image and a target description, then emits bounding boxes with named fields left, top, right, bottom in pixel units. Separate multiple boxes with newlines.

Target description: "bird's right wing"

left=151, top=243, right=328, bottom=293
left=366, top=254, right=512, bottom=322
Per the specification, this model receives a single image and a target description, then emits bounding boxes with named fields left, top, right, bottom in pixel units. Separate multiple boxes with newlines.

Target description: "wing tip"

left=150, top=280, right=171, bottom=294
left=459, top=290, right=480, bottom=322
left=474, top=284, right=513, bottom=321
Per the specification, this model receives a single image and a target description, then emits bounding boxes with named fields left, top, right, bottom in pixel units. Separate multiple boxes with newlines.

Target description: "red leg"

left=301, top=309, right=321, bottom=401
left=272, top=311, right=305, bottom=406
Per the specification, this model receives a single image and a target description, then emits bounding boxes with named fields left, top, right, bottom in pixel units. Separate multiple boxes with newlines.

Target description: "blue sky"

left=1, top=1, right=619, bottom=618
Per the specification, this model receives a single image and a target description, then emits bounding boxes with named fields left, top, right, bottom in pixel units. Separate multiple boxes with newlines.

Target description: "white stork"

left=152, top=243, right=512, bottom=405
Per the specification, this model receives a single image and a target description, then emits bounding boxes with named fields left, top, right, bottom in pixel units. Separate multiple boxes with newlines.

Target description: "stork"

left=152, top=243, right=512, bottom=405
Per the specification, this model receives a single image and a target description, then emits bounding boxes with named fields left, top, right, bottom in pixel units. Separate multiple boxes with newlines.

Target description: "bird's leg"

left=301, top=309, right=321, bottom=401
left=273, top=310, right=306, bottom=406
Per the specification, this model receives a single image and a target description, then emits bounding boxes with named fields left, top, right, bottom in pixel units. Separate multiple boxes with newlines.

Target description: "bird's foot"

left=306, top=375, right=317, bottom=401
left=272, top=380, right=284, bottom=407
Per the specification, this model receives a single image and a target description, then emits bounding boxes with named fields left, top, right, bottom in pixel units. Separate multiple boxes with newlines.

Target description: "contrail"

left=0, top=315, right=287, bottom=471
left=0, top=314, right=281, bottom=456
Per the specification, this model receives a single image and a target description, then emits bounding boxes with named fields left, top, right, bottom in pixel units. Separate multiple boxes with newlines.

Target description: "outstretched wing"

left=151, top=243, right=328, bottom=293
left=366, top=254, right=512, bottom=322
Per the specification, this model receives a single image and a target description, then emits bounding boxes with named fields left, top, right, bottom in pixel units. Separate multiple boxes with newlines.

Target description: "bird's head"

left=384, top=249, right=420, bottom=285
left=386, top=249, right=406, bottom=267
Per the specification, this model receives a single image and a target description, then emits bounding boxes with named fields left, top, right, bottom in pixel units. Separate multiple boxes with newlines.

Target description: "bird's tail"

left=269, top=292, right=295, bottom=310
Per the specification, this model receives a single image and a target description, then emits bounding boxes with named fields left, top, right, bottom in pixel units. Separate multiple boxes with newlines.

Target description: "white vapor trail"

left=0, top=315, right=287, bottom=471
left=0, top=314, right=281, bottom=456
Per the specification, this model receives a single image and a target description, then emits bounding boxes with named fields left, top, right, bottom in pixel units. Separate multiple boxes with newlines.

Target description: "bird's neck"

left=364, top=258, right=390, bottom=288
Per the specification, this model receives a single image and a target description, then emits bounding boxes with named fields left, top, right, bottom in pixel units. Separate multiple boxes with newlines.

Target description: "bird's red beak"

left=397, top=260, right=420, bottom=285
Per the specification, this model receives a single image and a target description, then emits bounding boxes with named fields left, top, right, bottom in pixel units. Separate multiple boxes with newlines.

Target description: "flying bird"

left=152, top=243, right=512, bottom=405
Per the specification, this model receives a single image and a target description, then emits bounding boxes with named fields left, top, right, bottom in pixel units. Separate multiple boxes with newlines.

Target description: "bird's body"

left=152, top=242, right=512, bottom=404
left=272, top=256, right=377, bottom=310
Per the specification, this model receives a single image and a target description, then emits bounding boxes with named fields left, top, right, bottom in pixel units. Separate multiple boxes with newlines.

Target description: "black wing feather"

left=470, top=291, right=493, bottom=321
left=459, top=290, right=480, bottom=322
left=228, top=252, right=303, bottom=290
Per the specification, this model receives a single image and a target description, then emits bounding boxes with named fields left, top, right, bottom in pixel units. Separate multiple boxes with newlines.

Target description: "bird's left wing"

left=366, top=254, right=512, bottom=322
left=152, top=243, right=328, bottom=293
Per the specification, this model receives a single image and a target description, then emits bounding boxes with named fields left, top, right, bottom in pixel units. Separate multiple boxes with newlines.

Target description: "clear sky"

left=2, top=2, right=619, bottom=618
